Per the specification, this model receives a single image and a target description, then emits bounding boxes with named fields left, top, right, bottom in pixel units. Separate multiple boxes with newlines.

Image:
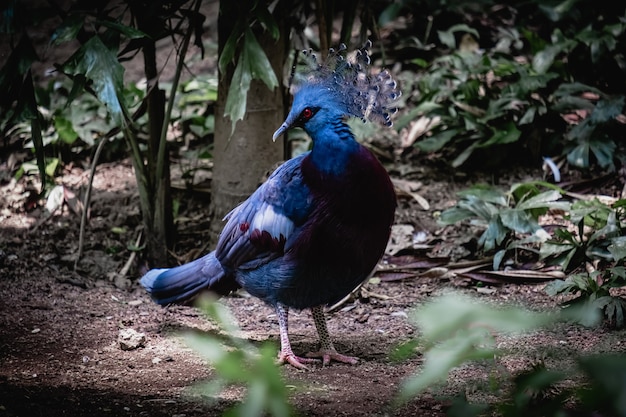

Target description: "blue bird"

left=141, top=41, right=400, bottom=369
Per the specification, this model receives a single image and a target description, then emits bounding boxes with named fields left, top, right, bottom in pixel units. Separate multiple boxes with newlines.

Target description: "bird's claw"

left=277, top=351, right=320, bottom=370
left=305, top=349, right=359, bottom=367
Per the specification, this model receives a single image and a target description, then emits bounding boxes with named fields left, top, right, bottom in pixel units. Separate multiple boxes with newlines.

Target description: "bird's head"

left=272, top=85, right=344, bottom=140
left=272, top=41, right=401, bottom=142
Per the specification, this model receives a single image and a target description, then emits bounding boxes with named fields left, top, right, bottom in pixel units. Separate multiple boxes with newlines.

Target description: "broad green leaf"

left=552, top=95, right=596, bottom=112
left=457, top=186, right=508, bottom=206
left=224, top=48, right=252, bottom=129
left=54, top=116, right=79, bottom=144
left=478, top=216, right=508, bottom=251
left=478, top=122, right=521, bottom=147
left=578, top=354, right=626, bottom=415
left=218, top=21, right=244, bottom=75
left=591, top=96, right=625, bottom=123
left=567, top=142, right=590, bottom=168
left=50, top=14, right=84, bottom=45
left=544, top=278, right=573, bottom=296
left=519, top=106, right=536, bottom=125
left=539, top=241, right=574, bottom=259
left=451, top=142, right=478, bottom=168
left=62, top=36, right=127, bottom=126
left=532, top=43, right=566, bottom=74
left=500, top=209, right=540, bottom=234
left=399, top=292, right=551, bottom=402
left=553, top=82, right=604, bottom=99
left=539, top=0, right=579, bottom=22
left=608, top=237, right=626, bottom=262
left=97, top=19, right=148, bottom=40
left=438, top=207, right=476, bottom=225
left=378, top=2, right=403, bottom=27
left=45, top=157, right=59, bottom=178
left=437, top=24, right=480, bottom=49
left=416, top=129, right=457, bottom=152
left=493, top=249, right=506, bottom=270
left=517, top=190, right=570, bottom=211
left=243, top=28, right=278, bottom=90
left=254, top=6, right=279, bottom=40
left=223, top=28, right=277, bottom=133
left=590, top=138, right=617, bottom=169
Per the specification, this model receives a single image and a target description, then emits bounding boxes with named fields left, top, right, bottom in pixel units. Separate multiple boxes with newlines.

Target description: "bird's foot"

left=305, top=349, right=359, bottom=367
left=277, top=351, right=320, bottom=370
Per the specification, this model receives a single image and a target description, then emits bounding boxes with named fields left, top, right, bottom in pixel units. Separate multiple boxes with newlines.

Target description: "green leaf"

left=540, top=242, right=576, bottom=260
left=478, top=216, right=508, bottom=251
left=578, top=354, right=626, bottom=415
left=499, top=209, right=540, bottom=234
left=457, top=186, right=508, bottom=206
left=437, top=24, right=480, bottom=49
left=254, top=6, right=279, bottom=40
left=452, top=142, right=478, bottom=168
left=223, top=28, right=277, bottom=133
left=438, top=207, right=476, bottom=225
left=62, top=36, right=127, bottom=126
left=398, top=292, right=551, bottom=403
left=97, top=19, right=148, bottom=40
left=532, top=43, right=564, bottom=74
left=567, top=142, right=590, bottom=168
left=539, top=0, right=579, bottom=22
left=224, top=47, right=252, bottom=129
left=378, top=3, right=404, bottom=27
left=416, top=129, right=458, bottom=152
left=243, top=28, right=278, bottom=90
left=54, top=116, right=79, bottom=144
left=608, top=237, right=626, bottom=262
left=50, top=14, right=84, bottom=45
left=590, top=137, right=617, bottom=169
left=478, top=122, right=521, bottom=147
left=45, top=157, right=59, bottom=178
left=218, top=21, right=245, bottom=75
left=516, top=190, right=569, bottom=211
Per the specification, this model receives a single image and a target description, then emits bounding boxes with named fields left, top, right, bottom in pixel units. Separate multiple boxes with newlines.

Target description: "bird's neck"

left=307, top=119, right=359, bottom=177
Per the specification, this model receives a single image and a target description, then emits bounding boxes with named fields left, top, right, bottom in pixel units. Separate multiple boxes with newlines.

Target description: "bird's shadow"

left=155, top=319, right=395, bottom=365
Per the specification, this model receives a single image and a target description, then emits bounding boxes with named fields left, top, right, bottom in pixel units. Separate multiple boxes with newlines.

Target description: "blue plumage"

left=141, top=41, right=400, bottom=368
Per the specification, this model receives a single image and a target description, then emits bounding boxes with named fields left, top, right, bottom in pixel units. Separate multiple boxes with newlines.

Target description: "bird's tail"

left=140, top=251, right=237, bottom=305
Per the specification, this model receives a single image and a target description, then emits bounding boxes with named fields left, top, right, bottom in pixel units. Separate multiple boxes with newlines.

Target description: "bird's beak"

left=272, top=122, right=289, bottom=142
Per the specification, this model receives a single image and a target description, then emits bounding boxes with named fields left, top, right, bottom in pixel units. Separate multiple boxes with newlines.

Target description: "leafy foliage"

left=439, top=182, right=569, bottom=268
left=218, top=4, right=279, bottom=135
left=540, top=198, right=626, bottom=271
left=185, top=297, right=292, bottom=417
left=396, top=292, right=625, bottom=417
left=387, top=0, right=626, bottom=170
left=396, top=292, right=551, bottom=403
left=546, top=267, right=626, bottom=328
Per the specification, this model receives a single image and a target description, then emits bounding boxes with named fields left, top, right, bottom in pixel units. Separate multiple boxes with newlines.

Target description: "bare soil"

left=1, top=157, right=625, bottom=417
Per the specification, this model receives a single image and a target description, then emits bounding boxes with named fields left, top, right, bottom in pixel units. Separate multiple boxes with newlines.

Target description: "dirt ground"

left=1, top=156, right=625, bottom=417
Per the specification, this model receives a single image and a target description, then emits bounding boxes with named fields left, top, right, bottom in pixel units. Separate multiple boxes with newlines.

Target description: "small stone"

left=128, top=300, right=143, bottom=307
left=118, top=328, right=146, bottom=351
left=152, top=357, right=162, bottom=365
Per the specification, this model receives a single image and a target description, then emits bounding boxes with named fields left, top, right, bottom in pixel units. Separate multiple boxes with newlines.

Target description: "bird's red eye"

left=302, top=107, right=313, bottom=120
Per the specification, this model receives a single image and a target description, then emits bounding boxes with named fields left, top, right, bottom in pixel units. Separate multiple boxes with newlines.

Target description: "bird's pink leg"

left=275, top=303, right=319, bottom=370
left=305, top=305, right=359, bottom=366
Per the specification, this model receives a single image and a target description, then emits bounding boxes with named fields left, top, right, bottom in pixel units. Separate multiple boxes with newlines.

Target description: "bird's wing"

left=215, top=153, right=312, bottom=270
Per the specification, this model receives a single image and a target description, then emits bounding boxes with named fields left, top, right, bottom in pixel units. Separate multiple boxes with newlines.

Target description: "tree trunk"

left=210, top=2, right=287, bottom=241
